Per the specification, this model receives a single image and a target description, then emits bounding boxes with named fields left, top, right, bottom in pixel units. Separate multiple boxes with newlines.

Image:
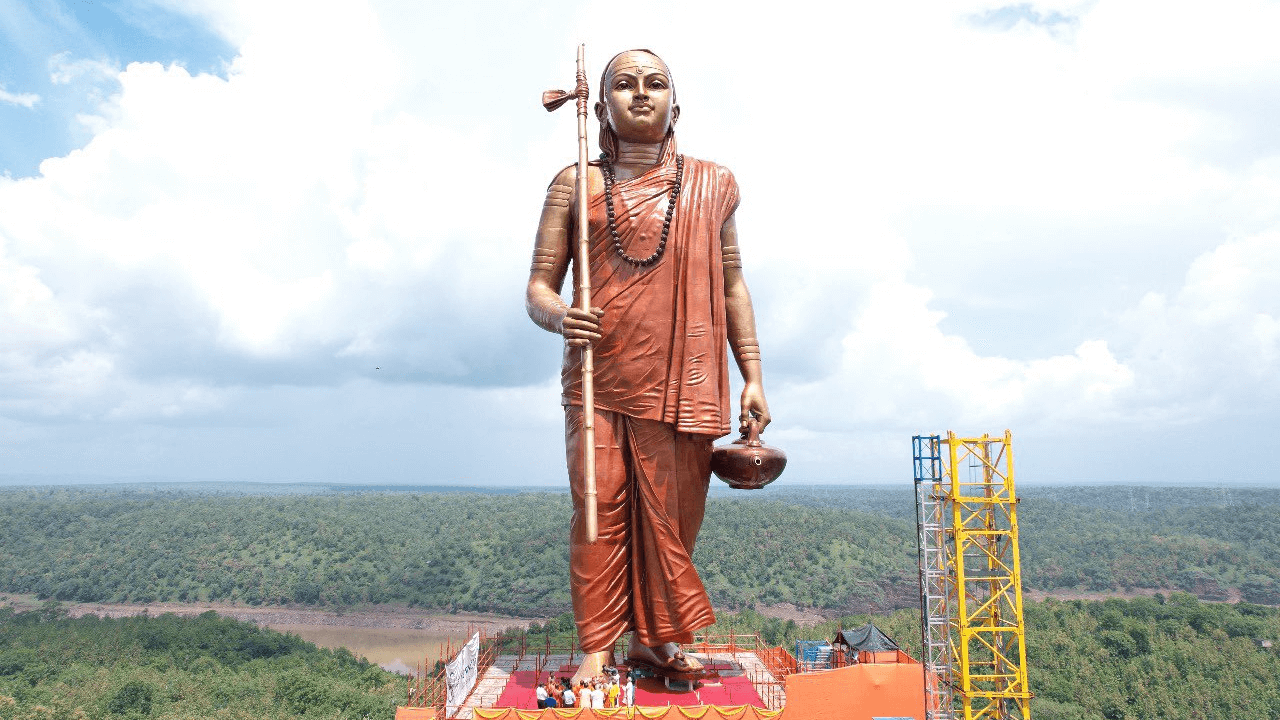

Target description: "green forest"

left=3, top=595, right=1277, bottom=720
left=0, top=604, right=401, bottom=720
left=1, top=485, right=1278, bottom=616
left=701, top=594, right=1280, bottom=720
left=2, top=484, right=1279, bottom=720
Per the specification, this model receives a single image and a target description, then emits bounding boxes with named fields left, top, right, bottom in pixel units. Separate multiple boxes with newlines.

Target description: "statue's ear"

left=671, top=104, right=681, bottom=126
left=594, top=101, right=607, bottom=123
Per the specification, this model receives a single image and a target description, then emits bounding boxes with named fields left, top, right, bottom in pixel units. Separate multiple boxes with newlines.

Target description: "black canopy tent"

left=832, top=623, right=900, bottom=662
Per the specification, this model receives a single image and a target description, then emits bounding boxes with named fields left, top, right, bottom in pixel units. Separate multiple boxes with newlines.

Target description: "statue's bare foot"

left=626, top=640, right=704, bottom=675
left=571, top=650, right=614, bottom=687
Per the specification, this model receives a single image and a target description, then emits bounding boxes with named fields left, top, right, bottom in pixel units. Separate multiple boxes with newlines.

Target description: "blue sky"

left=0, top=0, right=233, bottom=178
left=0, top=0, right=1278, bottom=487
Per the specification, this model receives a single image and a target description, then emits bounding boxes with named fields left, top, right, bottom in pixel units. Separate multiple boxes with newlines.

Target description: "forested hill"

left=1, top=485, right=1278, bottom=616
left=707, top=596, right=1280, bottom=720
left=0, top=606, right=401, bottom=719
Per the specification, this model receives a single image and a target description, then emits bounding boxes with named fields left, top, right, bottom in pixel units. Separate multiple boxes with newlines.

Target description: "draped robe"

left=561, top=144, right=740, bottom=651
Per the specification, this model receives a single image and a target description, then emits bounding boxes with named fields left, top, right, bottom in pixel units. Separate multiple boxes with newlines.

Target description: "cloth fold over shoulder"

left=562, top=141, right=740, bottom=437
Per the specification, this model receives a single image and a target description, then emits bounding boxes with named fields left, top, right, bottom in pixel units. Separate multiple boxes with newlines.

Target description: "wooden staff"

left=543, top=45, right=598, bottom=542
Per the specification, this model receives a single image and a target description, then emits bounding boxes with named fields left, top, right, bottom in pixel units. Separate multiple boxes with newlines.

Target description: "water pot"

left=710, top=419, right=786, bottom=490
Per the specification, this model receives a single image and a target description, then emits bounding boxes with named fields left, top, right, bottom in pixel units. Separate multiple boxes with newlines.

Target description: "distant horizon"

left=3, top=475, right=1278, bottom=491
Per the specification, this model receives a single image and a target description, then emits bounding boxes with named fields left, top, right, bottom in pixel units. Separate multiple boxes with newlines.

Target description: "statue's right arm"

left=526, top=166, right=603, bottom=347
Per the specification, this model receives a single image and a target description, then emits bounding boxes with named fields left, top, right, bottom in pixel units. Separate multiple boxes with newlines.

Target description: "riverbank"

left=1, top=595, right=537, bottom=673
left=2, top=594, right=536, bottom=631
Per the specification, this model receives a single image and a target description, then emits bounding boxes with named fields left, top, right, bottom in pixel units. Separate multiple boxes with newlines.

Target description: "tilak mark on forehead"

left=609, top=57, right=670, bottom=79
left=612, top=63, right=666, bottom=74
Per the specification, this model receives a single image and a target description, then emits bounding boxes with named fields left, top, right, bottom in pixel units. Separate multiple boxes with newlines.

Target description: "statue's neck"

left=612, top=139, right=663, bottom=179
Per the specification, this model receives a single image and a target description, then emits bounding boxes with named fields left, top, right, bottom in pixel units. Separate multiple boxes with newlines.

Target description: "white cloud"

left=775, top=279, right=1136, bottom=435
left=0, top=84, right=39, bottom=108
left=1118, top=230, right=1280, bottom=421
left=48, top=53, right=119, bottom=85
left=1, top=0, right=554, bottom=423
left=1, top=0, right=1279, bottom=483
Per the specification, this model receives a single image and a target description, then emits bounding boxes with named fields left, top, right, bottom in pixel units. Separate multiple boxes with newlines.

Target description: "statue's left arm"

left=721, top=213, right=772, bottom=432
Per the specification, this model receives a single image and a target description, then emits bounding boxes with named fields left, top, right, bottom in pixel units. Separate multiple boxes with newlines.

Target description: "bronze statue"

left=526, top=49, right=771, bottom=683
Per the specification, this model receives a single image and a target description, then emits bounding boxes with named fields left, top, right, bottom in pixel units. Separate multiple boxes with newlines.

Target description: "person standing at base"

left=562, top=683, right=575, bottom=709
left=535, top=681, right=548, bottom=710
left=607, top=675, right=620, bottom=707
left=527, top=48, right=772, bottom=686
left=591, top=681, right=606, bottom=710
left=620, top=673, right=635, bottom=707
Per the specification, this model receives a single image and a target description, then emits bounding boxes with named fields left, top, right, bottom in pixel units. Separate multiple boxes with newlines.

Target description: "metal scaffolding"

left=914, top=431, right=1032, bottom=720
left=915, top=434, right=956, bottom=720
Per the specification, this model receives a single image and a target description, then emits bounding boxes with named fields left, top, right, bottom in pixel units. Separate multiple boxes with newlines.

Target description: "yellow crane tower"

left=914, top=431, right=1033, bottom=720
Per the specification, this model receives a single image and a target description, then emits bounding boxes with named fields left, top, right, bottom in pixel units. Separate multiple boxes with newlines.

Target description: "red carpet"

left=633, top=675, right=764, bottom=707
left=494, top=671, right=556, bottom=710
left=492, top=669, right=766, bottom=710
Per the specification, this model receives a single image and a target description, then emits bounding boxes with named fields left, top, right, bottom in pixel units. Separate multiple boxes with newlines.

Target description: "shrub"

left=105, top=680, right=154, bottom=717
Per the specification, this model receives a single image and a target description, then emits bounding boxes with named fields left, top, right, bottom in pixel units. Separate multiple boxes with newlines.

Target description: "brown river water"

left=272, top=624, right=460, bottom=674
left=12, top=597, right=537, bottom=675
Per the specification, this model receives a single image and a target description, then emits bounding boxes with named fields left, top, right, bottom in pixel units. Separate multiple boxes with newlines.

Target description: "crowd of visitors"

left=535, top=669, right=635, bottom=710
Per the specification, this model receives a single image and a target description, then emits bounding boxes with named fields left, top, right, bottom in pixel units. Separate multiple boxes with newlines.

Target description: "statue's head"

left=596, top=49, right=680, bottom=161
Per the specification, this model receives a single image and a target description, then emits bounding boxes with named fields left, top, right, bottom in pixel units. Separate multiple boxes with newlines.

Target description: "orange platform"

left=467, top=707, right=781, bottom=719
left=397, top=660, right=925, bottom=720
left=782, top=662, right=924, bottom=720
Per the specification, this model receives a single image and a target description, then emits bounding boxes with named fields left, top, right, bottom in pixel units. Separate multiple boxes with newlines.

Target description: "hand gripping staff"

left=543, top=45, right=598, bottom=543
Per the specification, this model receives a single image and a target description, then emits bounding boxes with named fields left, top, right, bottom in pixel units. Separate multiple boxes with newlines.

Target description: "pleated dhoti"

left=565, top=406, right=717, bottom=652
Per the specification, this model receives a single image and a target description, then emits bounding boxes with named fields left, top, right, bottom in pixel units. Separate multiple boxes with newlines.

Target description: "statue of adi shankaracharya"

left=526, top=48, right=771, bottom=684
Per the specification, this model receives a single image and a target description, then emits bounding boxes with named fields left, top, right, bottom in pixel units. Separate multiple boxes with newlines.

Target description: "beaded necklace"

left=601, top=154, right=684, bottom=267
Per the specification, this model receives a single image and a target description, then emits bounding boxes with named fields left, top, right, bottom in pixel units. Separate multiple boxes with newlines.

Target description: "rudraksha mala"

left=600, top=154, right=684, bottom=267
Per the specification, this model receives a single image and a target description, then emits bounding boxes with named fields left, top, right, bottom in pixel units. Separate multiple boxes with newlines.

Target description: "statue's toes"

left=669, top=651, right=702, bottom=672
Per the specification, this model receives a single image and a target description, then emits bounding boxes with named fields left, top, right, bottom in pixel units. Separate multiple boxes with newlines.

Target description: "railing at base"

left=407, top=627, right=499, bottom=717
left=415, top=629, right=821, bottom=715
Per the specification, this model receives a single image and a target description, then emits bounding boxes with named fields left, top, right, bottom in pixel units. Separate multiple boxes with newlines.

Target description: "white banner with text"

left=445, top=632, right=481, bottom=714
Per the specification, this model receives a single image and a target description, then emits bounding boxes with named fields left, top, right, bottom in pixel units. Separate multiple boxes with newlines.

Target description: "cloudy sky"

left=1, top=0, right=1277, bottom=487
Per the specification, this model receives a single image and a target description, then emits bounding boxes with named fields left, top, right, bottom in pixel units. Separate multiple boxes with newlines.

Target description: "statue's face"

left=600, top=51, right=677, bottom=144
